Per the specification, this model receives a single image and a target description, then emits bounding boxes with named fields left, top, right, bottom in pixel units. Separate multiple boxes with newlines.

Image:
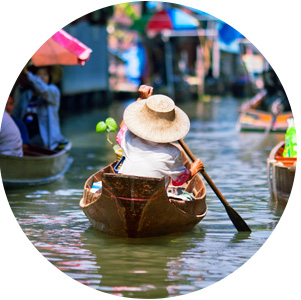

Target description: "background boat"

left=237, top=90, right=292, bottom=132
left=267, top=141, right=296, bottom=202
left=0, top=142, right=73, bottom=188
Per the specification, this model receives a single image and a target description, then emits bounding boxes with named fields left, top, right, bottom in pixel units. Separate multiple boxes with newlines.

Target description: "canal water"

left=4, top=96, right=287, bottom=298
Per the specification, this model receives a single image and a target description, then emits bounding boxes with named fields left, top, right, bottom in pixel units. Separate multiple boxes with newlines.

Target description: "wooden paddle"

left=179, top=139, right=252, bottom=232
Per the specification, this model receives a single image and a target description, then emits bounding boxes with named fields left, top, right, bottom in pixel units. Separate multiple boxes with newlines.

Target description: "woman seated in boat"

left=116, top=85, right=204, bottom=188
left=12, top=65, right=68, bottom=151
left=0, top=111, right=23, bottom=157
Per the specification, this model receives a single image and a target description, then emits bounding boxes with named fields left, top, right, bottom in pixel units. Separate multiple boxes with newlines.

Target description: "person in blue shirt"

left=13, top=65, right=68, bottom=150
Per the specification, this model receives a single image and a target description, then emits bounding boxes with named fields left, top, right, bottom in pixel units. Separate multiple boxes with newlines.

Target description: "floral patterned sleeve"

left=116, top=124, right=128, bottom=146
left=171, top=168, right=190, bottom=186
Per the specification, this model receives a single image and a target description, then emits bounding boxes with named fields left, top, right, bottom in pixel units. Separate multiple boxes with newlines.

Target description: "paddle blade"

left=225, top=205, right=251, bottom=232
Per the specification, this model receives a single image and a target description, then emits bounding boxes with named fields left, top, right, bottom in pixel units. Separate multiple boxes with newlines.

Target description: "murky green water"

left=4, top=96, right=287, bottom=298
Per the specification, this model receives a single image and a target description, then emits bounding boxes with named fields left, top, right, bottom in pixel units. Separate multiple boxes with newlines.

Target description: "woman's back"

left=119, top=130, right=186, bottom=187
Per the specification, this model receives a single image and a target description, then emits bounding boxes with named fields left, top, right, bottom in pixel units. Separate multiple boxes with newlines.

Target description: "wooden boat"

left=80, top=150, right=207, bottom=238
left=237, top=89, right=292, bottom=132
left=1, top=142, right=73, bottom=188
left=267, top=141, right=296, bottom=202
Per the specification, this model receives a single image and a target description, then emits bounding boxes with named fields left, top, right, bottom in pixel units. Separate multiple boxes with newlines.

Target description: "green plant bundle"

left=96, top=117, right=121, bottom=148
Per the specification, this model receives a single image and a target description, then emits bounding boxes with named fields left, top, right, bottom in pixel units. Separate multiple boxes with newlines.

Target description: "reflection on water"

left=4, top=96, right=287, bottom=298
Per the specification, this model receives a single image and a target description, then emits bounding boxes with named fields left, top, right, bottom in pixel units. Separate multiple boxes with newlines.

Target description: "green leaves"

left=96, top=117, right=118, bottom=133
left=96, top=121, right=107, bottom=133
left=105, top=117, right=118, bottom=132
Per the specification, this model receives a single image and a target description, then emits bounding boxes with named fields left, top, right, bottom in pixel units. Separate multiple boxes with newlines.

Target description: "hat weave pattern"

left=124, top=95, right=190, bottom=143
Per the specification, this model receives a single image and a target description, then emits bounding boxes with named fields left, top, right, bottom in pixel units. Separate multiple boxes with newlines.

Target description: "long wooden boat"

left=80, top=150, right=207, bottom=238
left=267, top=141, right=296, bottom=202
left=1, top=142, right=73, bottom=188
left=237, top=89, right=292, bottom=132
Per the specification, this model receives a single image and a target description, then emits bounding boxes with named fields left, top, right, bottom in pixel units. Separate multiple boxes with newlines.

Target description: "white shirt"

left=118, top=127, right=188, bottom=187
left=0, top=111, right=23, bottom=157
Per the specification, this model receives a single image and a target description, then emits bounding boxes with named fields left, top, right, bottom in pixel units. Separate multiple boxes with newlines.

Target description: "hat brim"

left=124, top=100, right=190, bottom=143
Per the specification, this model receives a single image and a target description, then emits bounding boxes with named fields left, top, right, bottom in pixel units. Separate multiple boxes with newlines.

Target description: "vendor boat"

left=0, top=142, right=73, bottom=188
left=80, top=150, right=207, bottom=238
left=267, top=141, right=296, bottom=202
left=237, top=90, right=292, bottom=132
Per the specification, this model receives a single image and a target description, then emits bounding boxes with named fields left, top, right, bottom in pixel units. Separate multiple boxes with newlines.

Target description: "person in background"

left=116, top=85, right=204, bottom=188
left=0, top=111, right=23, bottom=157
left=5, top=95, right=30, bottom=145
left=262, top=68, right=291, bottom=113
left=13, top=65, right=68, bottom=150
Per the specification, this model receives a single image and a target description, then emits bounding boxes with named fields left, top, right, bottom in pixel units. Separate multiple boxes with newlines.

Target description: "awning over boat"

left=31, top=29, right=92, bottom=66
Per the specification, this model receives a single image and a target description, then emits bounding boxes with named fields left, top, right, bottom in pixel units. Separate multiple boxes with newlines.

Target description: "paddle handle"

left=178, top=139, right=230, bottom=207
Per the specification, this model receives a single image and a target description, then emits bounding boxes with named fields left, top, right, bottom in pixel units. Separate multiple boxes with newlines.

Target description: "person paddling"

left=116, top=85, right=204, bottom=188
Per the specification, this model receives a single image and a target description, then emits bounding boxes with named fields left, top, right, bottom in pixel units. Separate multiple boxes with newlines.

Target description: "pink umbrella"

left=31, top=29, right=92, bottom=66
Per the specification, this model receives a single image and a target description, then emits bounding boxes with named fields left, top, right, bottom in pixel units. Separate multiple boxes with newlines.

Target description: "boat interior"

left=22, top=144, right=59, bottom=157
left=275, top=145, right=297, bottom=168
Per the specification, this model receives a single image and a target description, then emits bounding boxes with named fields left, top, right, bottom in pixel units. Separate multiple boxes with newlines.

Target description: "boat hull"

left=267, top=141, right=296, bottom=202
left=80, top=152, right=207, bottom=238
left=238, top=109, right=292, bottom=133
left=1, top=142, right=73, bottom=188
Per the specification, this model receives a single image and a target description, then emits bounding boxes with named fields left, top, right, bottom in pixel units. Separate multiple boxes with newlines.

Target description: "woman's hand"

left=119, top=85, right=153, bottom=128
left=138, top=85, right=153, bottom=100
left=189, top=159, right=204, bottom=179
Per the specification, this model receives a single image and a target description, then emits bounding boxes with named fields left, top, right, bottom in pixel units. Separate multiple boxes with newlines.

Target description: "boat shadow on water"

left=80, top=226, right=207, bottom=297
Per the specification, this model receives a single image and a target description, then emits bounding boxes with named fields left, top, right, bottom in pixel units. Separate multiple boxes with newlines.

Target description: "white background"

left=0, top=1, right=300, bottom=299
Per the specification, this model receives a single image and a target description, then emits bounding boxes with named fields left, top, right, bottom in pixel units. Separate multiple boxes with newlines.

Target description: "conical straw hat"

left=123, top=94, right=190, bottom=143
